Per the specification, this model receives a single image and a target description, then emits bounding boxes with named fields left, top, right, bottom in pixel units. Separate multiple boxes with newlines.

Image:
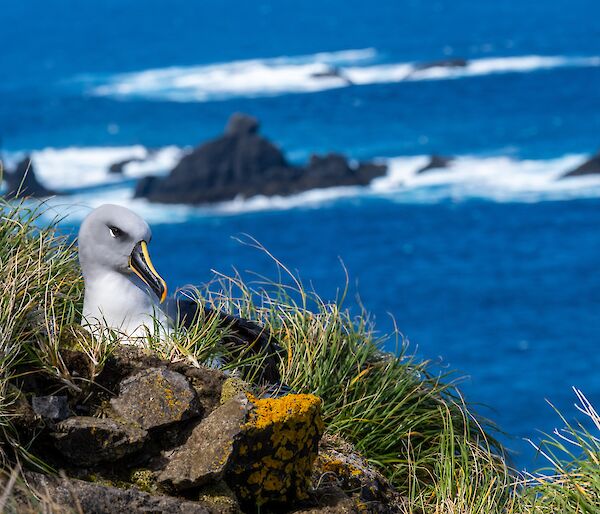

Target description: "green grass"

left=0, top=201, right=599, bottom=513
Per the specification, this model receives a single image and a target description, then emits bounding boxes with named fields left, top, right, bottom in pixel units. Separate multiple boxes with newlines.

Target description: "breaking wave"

left=88, top=49, right=600, bottom=102
left=17, top=146, right=600, bottom=224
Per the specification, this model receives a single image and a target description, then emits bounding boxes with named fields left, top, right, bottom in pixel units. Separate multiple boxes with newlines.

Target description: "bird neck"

left=82, top=269, right=169, bottom=338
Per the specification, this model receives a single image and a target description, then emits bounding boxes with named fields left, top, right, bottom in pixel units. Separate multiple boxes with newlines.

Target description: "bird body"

left=78, top=204, right=282, bottom=383
left=82, top=269, right=167, bottom=337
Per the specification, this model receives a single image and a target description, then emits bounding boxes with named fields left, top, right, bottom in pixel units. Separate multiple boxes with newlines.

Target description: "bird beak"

left=129, top=241, right=167, bottom=303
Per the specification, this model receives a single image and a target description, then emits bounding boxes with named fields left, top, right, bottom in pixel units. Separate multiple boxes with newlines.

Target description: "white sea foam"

left=12, top=145, right=183, bottom=190
left=374, top=154, right=600, bottom=203
left=17, top=149, right=600, bottom=225
left=90, top=50, right=600, bottom=102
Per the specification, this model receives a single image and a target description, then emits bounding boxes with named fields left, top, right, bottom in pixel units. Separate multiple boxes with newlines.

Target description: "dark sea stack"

left=3, top=156, right=56, bottom=198
left=561, top=152, right=600, bottom=179
left=299, top=153, right=386, bottom=190
left=414, top=58, right=468, bottom=71
left=135, top=113, right=388, bottom=205
left=135, top=113, right=291, bottom=204
left=108, top=157, right=144, bottom=174
left=225, top=112, right=259, bottom=136
left=417, top=155, right=453, bottom=174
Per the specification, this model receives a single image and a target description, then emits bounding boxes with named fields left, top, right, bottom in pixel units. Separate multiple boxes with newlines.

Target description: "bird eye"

left=109, top=226, right=123, bottom=238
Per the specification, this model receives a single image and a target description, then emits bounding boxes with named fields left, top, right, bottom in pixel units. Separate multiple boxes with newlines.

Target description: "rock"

left=220, top=377, right=251, bottom=405
left=225, top=112, right=259, bottom=136
left=198, top=481, right=243, bottom=513
left=159, top=392, right=324, bottom=506
left=110, top=367, right=201, bottom=431
left=6, top=385, right=39, bottom=434
left=23, top=471, right=234, bottom=514
left=134, top=175, right=159, bottom=198
left=310, top=66, right=354, bottom=85
left=300, top=154, right=386, bottom=190
left=31, top=395, right=71, bottom=421
left=561, top=152, right=600, bottom=179
left=98, top=346, right=226, bottom=415
left=51, top=416, right=147, bottom=465
left=417, top=155, right=453, bottom=174
left=108, top=157, right=144, bottom=174
left=135, top=114, right=387, bottom=205
left=414, top=58, right=468, bottom=71
left=226, top=393, right=324, bottom=506
left=159, top=395, right=251, bottom=490
left=4, top=157, right=56, bottom=198
left=305, top=434, right=407, bottom=512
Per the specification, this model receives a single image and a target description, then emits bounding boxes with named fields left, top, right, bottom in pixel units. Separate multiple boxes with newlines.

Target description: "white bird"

left=78, top=204, right=282, bottom=383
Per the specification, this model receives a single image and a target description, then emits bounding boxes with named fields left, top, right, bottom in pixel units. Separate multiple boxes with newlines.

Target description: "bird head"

left=78, top=204, right=167, bottom=303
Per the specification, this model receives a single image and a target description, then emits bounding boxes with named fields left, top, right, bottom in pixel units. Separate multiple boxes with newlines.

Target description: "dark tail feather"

left=167, top=298, right=284, bottom=384
left=204, top=307, right=284, bottom=384
left=256, top=382, right=296, bottom=398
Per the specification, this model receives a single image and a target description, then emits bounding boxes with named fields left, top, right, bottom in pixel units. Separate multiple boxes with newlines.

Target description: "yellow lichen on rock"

left=244, top=393, right=323, bottom=431
left=220, top=377, right=250, bottom=404
left=226, top=393, right=324, bottom=506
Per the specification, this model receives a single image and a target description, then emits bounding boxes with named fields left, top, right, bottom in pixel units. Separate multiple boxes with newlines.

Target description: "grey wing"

left=164, top=297, right=284, bottom=384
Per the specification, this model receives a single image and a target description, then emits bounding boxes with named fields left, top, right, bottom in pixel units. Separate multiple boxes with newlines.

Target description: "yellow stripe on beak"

left=129, top=240, right=168, bottom=303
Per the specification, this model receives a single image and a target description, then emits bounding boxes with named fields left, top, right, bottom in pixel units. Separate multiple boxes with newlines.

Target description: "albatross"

left=78, top=203, right=282, bottom=383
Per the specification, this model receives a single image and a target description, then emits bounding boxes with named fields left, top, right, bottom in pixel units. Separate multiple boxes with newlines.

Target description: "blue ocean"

left=2, top=0, right=599, bottom=469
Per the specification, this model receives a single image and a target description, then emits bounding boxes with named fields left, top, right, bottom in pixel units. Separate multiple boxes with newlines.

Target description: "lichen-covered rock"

left=23, top=471, right=234, bottom=514
left=227, top=393, right=324, bottom=506
left=311, top=435, right=407, bottom=512
left=32, top=395, right=71, bottom=421
left=198, top=481, right=243, bottom=513
left=158, top=395, right=251, bottom=490
left=51, top=416, right=147, bottom=465
left=220, top=377, right=251, bottom=404
left=128, top=468, right=158, bottom=493
left=110, top=367, right=201, bottom=430
left=159, top=392, right=324, bottom=505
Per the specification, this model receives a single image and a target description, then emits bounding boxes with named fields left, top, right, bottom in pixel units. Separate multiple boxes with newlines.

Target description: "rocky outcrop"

left=414, top=58, right=468, bottom=71
left=134, top=113, right=387, bottom=205
left=561, top=152, right=600, bottom=179
left=108, top=157, right=145, bottom=174
left=9, top=337, right=400, bottom=512
left=51, top=417, right=148, bottom=466
left=110, top=367, right=202, bottom=430
left=417, top=154, right=453, bottom=174
left=31, top=395, right=71, bottom=421
left=159, top=396, right=251, bottom=490
left=227, top=393, right=324, bottom=505
left=3, top=156, right=56, bottom=198
left=22, top=472, right=234, bottom=514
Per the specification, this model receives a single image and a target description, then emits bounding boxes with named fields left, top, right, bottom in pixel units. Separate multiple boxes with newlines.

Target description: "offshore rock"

left=561, top=151, right=600, bottom=179
left=417, top=154, right=453, bottom=174
left=23, top=471, right=233, bottom=514
left=31, top=395, right=71, bottom=421
left=108, top=157, right=144, bottom=174
left=414, top=58, right=468, bottom=71
left=3, top=157, right=56, bottom=198
left=110, top=367, right=202, bottom=430
left=159, top=395, right=251, bottom=490
left=227, top=393, right=324, bottom=506
left=135, top=113, right=387, bottom=204
left=51, top=416, right=147, bottom=465
left=225, top=112, right=259, bottom=135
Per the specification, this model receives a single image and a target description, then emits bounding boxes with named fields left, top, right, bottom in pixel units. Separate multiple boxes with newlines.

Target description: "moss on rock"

left=220, top=377, right=250, bottom=405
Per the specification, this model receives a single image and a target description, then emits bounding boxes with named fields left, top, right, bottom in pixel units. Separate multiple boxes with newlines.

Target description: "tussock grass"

left=0, top=202, right=599, bottom=513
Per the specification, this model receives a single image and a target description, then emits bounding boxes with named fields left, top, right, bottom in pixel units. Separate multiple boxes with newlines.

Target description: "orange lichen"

left=244, top=393, right=323, bottom=431
left=228, top=393, right=324, bottom=505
